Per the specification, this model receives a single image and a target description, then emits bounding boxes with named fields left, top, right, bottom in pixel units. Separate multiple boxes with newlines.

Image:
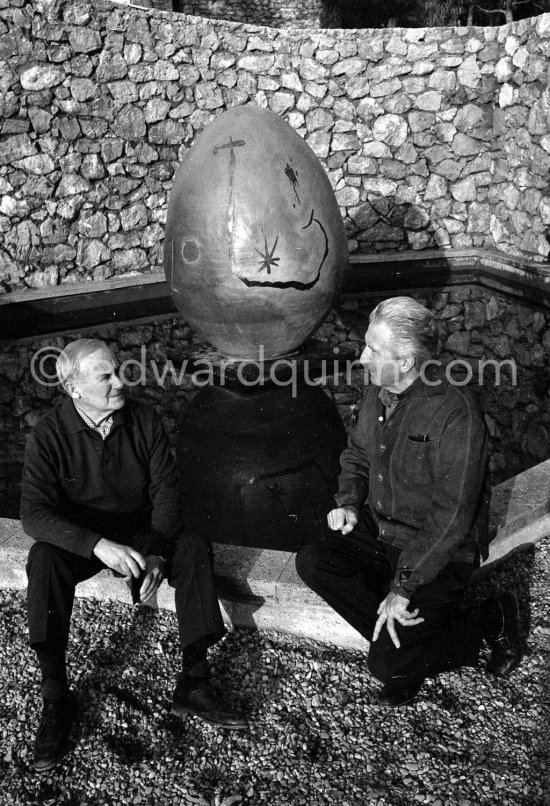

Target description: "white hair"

left=56, top=339, right=111, bottom=392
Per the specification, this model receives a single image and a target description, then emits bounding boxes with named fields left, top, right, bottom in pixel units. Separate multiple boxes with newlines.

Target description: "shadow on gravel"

left=210, top=628, right=284, bottom=718
left=101, top=684, right=154, bottom=714
left=468, top=545, right=549, bottom=800
left=87, top=605, right=163, bottom=670
left=66, top=604, right=177, bottom=747
left=467, top=545, right=535, bottom=656
left=541, top=658, right=550, bottom=805
left=103, top=733, right=151, bottom=765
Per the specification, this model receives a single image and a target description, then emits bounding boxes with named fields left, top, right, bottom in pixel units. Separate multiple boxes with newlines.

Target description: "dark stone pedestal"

left=176, top=379, right=347, bottom=551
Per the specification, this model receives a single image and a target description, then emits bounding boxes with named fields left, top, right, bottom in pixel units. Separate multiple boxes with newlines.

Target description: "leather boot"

left=172, top=678, right=246, bottom=729
left=376, top=678, right=424, bottom=707
left=482, top=592, right=522, bottom=677
left=33, top=695, right=75, bottom=772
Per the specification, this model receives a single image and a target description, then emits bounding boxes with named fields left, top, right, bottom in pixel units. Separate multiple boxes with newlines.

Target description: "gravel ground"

left=0, top=539, right=549, bottom=806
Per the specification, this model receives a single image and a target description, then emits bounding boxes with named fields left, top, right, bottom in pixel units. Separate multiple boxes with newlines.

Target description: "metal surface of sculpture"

left=166, top=105, right=349, bottom=550
left=164, top=104, right=348, bottom=360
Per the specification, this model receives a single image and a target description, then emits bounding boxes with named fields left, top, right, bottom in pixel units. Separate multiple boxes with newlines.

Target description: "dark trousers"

left=296, top=511, right=483, bottom=687
left=26, top=531, right=225, bottom=660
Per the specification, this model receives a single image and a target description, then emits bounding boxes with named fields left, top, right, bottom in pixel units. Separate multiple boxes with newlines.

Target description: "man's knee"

left=367, top=635, right=401, bottom=685
left=295, top=542, right=326, bottom=587
left=26, top=542, right=99, bottom=593
left=170, top=531, right=213, bottom=574
left=27, top=541, right=69, bottom=576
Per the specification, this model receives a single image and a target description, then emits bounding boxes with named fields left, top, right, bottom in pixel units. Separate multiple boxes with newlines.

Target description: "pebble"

left=0, top=538, right=549, bottom=805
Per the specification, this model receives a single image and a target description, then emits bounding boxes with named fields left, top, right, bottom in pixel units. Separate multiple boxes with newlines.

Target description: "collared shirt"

left=73, top=402, right=113, bottom=440
left=335, top=365, right=490, bottom=598
left=21, top=397, right=181, bottom=560
left=378, top=387, right=400, bottom=420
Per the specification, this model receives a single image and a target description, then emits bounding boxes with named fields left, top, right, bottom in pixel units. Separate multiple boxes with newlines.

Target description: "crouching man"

left=22, top=339, right=245, bottom=773
left=296, top=297, right=522, bottom=707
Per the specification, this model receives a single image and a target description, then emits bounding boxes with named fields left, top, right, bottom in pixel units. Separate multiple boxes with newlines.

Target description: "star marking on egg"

left=256, top=235, right=280, bottom=274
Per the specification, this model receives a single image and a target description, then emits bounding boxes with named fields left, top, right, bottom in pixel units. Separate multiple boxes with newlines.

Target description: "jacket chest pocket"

left=402, top=438, right=435, bottom=485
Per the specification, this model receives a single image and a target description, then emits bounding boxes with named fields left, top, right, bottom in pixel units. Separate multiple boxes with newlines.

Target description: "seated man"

left=22, top=338, right=245, bottom=773
left=297, top=296, right=522, bottom=707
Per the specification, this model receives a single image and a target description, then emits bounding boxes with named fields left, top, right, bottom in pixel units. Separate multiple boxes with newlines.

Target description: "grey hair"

left=56, top=339, right=110, bottom=392
left=369, top=296, right=440, bottom=365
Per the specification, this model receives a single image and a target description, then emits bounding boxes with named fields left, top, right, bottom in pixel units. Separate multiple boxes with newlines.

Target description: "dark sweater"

left=21, top=397, right=181, bottom=559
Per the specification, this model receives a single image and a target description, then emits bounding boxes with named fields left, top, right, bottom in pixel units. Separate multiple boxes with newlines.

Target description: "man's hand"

left=93, top=538, right=146, bottom=579
left=139, top=555, right=165, bottom=603
left=327, top=507, right=358, bottom=535
left=372, top=592, right=425, bottom=649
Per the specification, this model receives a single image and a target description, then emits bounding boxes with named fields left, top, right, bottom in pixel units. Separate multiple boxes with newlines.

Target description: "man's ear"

left=401, top=356, right=416, bottom=374
left=65, top=381, right=80, bottom=399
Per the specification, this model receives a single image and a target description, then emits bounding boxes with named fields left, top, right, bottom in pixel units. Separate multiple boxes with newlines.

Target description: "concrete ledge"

left=1, top=459, right=549, bottom=649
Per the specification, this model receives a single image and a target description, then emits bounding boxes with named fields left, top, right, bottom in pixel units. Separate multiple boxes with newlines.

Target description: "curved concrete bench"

left=1, top=458, right=549, bottom=649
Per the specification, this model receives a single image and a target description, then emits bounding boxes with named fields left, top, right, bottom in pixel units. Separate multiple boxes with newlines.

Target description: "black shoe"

left=376, top=679, right=424, bottom=708
left=483, top=592, right=523, bottom=677
left=33, top=696, right=75, bottom=773
left=172, top=680, right=246, bottom=729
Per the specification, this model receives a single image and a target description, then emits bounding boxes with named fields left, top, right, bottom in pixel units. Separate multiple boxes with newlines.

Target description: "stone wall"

left=1, top=0, right=550, bottom=293
left=1, top=285, right=549, bottom=517
left=168, top=0, right=341, bottom=28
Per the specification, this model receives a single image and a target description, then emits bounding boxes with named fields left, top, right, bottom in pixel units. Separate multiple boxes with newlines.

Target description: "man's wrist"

left=154, top=555, right=169, bottom=576
left=390, top=583, right=412, bottom=600
left=335, top=496, right=361, bottom=510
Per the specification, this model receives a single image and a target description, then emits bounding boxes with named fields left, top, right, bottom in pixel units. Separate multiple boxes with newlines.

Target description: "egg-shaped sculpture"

left=164, top=104, right=348, bottom=360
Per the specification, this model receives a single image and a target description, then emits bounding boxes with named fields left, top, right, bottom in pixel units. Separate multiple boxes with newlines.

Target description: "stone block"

left=69, top=29, right=102, bottom=54
left=478, top=459, right=550, bottom=574
left=415, top=90, right=442, bottom=111
left=113, top=106, right=146, bottom=141
left=372, top=114, right=408, bottom=147
left=0, top=134, right=36, bottom=166
left=213, top=544, right=285, bottom=601
left=0, top=518, right=25, bottom=546
left=2, top=458, right=550, bottom=648
left=20, top=65, right=66, bottom=91
left=370, top=78, right=402, bottom=99
left=408, top=111, right=435, bottom=133
left=237, top=54, right=275, bottom=74
left=345, top=76, right=370, bottom=99
left=457, top=55, right=481, bottom=88
left=383, top=95, right=413, bottom=116
left=450, top=177, right=477, bottom=202
left=428, top=70, right=456, bottom=91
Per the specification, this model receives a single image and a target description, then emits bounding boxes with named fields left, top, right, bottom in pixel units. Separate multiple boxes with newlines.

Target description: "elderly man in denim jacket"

left=297, top=296, right=522, bottom=707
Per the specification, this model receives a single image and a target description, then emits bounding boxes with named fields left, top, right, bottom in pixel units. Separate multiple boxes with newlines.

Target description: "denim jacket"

left=335, top=366, right=490, bottom=599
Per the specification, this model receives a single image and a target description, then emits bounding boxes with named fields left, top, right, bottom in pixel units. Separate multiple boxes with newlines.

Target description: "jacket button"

left=377, top=473, right=383, bottom=481
left=378, top=416, right=384, bottom=422
left=380, top=444, right=386, bottom=451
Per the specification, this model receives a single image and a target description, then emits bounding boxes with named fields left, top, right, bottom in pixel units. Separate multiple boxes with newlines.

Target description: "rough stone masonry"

left=1, top=0, right=550, bottom=291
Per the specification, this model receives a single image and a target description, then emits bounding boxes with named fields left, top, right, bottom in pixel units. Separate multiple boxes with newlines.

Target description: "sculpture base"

left=176, top=381, right=347, bottom=551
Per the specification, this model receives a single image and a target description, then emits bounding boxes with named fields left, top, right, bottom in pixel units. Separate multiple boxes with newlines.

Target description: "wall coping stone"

left=1, top=247, right=550, bottom=344
left=1, top=457, right=549, bottom=649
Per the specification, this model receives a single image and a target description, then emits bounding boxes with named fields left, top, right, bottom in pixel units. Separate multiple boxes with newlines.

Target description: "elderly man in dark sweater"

left=22, top=338, right=245, bottom=773
left=297, top=297, right=522, bottom=707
